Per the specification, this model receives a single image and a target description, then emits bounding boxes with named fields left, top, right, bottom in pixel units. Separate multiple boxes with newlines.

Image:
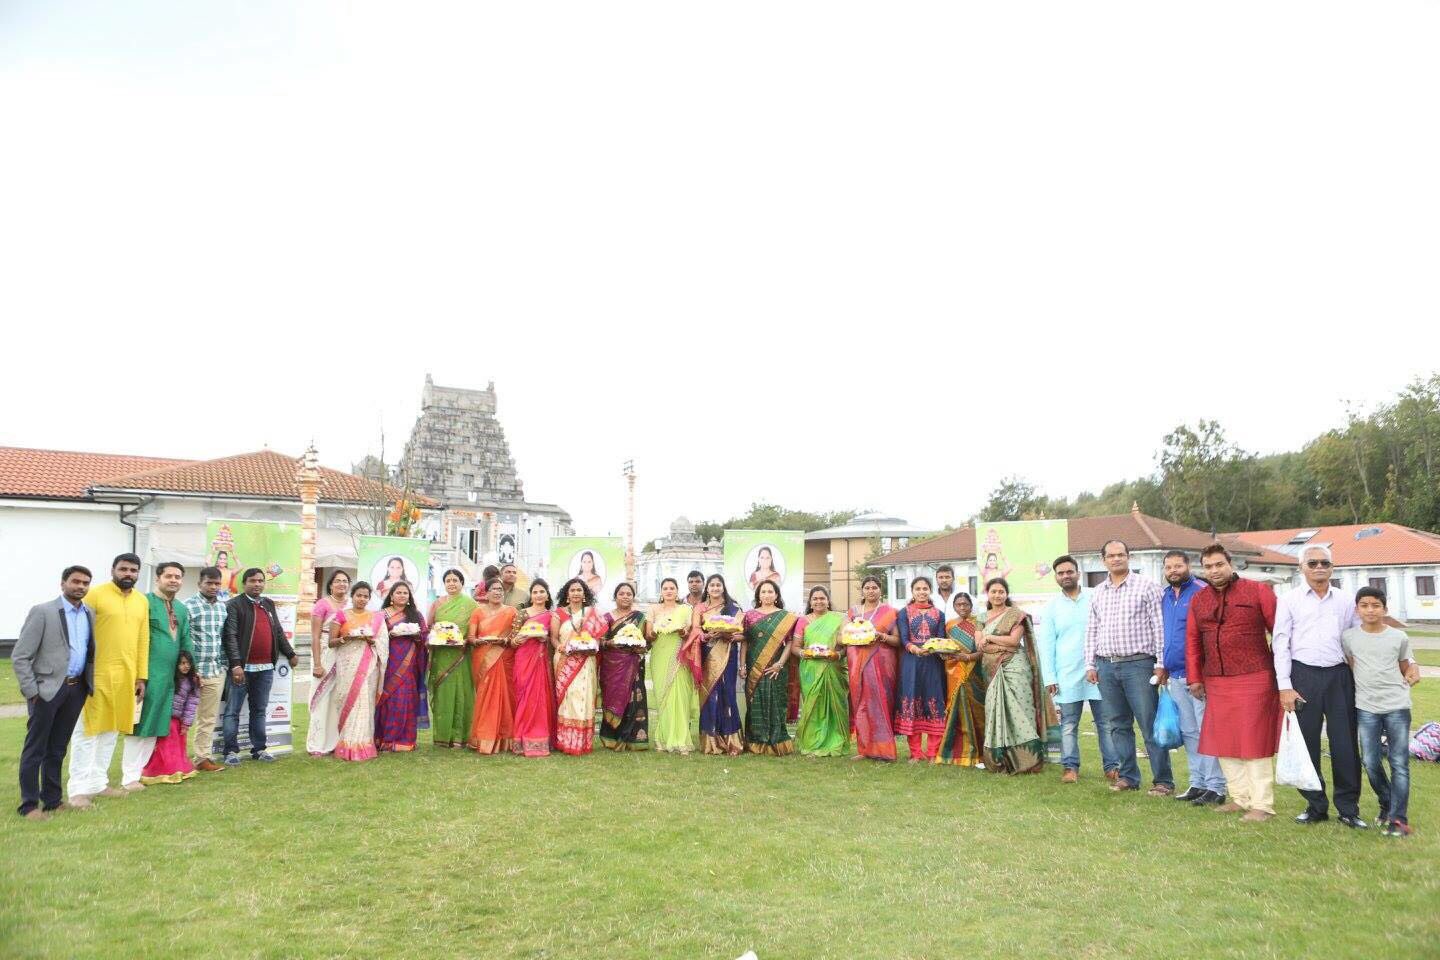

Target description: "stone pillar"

left=294, top=446, right=321, bottom=661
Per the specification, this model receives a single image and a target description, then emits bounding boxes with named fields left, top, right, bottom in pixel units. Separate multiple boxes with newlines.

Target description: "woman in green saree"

left=426, top=568, right=479, bottom=748
left=645, top=577, right=697, bottom=753
left=742, top=580, right=796, bottom=756
left=977, top=577, right=1049, bottom=774
left=792, top=585, right=849, bottom=756
left=935, top=592, right=986, bottom=767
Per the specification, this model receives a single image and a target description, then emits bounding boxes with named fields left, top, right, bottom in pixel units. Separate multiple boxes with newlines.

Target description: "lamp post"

left=622, top=460, right=636, bottom=583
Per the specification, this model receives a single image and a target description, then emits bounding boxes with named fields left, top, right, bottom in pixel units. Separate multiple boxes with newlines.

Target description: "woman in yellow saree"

left=935, top=592, right=986, bottom=766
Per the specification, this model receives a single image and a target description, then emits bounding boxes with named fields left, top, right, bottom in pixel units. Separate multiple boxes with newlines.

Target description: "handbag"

left=1151, top=687, right=1183, bottom=751
left=1275, top=712, right=1322, bottom=791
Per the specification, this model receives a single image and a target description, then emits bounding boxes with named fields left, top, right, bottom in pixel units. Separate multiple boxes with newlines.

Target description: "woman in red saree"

left=467, top=578, right=518, bottom=754
left=330, top=582, right=388, bottom=762
left=599, top=582, right=650, bottom=750
left=553, top=578, right=605, bottom=755
left=510, top=579, right=557, bottom=757
left=846, top=575, right=901, bottom=761
left=374, top=582, right=428, bottom=752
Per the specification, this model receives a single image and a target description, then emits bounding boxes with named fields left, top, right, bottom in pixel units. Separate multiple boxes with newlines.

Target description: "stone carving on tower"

left=399, top=375, right=525, bottom=504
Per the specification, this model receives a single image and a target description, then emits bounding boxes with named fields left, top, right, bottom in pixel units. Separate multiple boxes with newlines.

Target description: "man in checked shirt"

left=182, top=566, right=229, bottom=772
left=1084, top=539, right=1174, bottom=795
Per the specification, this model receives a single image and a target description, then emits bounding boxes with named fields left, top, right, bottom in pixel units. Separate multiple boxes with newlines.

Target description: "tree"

left=977, top=477, right=1045, bottom=522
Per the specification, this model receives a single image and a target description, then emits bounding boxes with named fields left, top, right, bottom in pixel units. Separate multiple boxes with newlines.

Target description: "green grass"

left=1412, top=648, right=1440, bottom=668
left=0, top=662, right=21, bottom=705
left=2, top=693, right=1438, bottom=960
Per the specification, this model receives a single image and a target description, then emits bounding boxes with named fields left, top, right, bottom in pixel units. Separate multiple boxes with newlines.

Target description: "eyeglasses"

left=1304, top=559, right=1333, bottom=569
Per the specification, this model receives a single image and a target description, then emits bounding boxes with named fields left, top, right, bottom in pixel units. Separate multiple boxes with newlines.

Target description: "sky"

left=2, top=1, right=1437, bottom=543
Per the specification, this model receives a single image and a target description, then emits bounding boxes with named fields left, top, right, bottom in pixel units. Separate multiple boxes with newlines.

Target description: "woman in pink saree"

left=510, top=579, right=557, bottom=757
left=328, top=582, right=389, bottom=762
left=846, top=575, right=901, bottom=761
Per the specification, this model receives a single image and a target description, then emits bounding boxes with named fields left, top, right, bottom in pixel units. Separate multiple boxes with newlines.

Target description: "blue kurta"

left=1036, top=589, right=1100, bottom=703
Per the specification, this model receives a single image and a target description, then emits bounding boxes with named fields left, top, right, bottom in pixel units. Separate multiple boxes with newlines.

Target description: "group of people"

left=13, top=545, right=1422, bottom=838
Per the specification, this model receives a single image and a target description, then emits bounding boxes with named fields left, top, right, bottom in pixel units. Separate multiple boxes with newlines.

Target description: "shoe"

left=196, top=759, right=224, bottom=772
left=98, top=787, right=127, bottom=798
left=1147, top=784, right=1174, bottom=798
left=122, top=781, right=145, bottom=792
left=1109, top=779, right=1138, bottom=792
left=1294, top=811, right=1329, bottom=825
left=1338, top=815, right=1369, bottom=830
left=1385, top=821, right=1412, bottom=838
left=1060, top=769, right=1078, bottom=784
left=1175, top=787, right=1205, bottom=802
left=1213, top=802, right=1246, bottom=813
left=22, top=808, right=51, bottom=822
left=1190, top=790, right=1223, bottom=806
left=253, top=751, right=276, bottom=762
left=1105, top=769, right=1119, bottom=783
left=1240, top=810, right=1273, bottom=822
left=223, top=753, right=242, bottom=767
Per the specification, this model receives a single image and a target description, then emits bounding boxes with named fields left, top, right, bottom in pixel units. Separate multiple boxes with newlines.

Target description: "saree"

left=554, top=607, right=605, bottom=755
left=982, top=607, right=1050, bottom=774
left=699, top=601, right=745, bottom=756
left=427, top=594, right=478, bottom=747
left=333, top=610, right=388, bottom=762
left=599, top=611, right=650, bottom=750
left=795, top=612, right=849, bottom=756
left=375, top=609, right=429, bottom=752
left=510, top=610, right=556, bottom=757
left=648, top=603, right=697, bottom=753
left=306, top=596, right=343, bottom=756
left=744, top=609, right=797, bottom=755
left=935, top=616, right=987, bottom=767
left=468, top=603, right=518, bottom=754
left=846, top=604, right=899, bottom=760
left=895, top=603, right=947, bottom=738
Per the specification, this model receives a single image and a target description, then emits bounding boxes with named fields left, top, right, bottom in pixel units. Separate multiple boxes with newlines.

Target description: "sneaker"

left=1385, top=821, right=1413, bottom=838
left=223, top=753, right=242, bottom=767
left=1191, top=790, right=1224, bottom=807
left=253, top=751, right=276, bottom=762
left=1174, top=787, right=1205, bottom=802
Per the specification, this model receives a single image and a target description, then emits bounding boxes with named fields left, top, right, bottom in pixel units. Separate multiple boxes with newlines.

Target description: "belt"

left=63, top=676, right=83, bottom=685
left=1098, top=653, right=1153, bottom=664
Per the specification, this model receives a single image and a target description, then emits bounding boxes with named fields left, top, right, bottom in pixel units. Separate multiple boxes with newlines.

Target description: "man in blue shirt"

left=1161, top=550, right=1225, bottom=805
left=13, top=566, right=95, bottom=819
left=1036, top=555, right=1117, bottom=784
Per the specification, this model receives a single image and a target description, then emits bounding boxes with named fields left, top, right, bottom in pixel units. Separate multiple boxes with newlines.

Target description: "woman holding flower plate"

left=693, top=574, right=746, bottom=756
left=375, top=582, right=429, bottom=752
left=646, top=578, right=697, bottom=754
left=329, top=581, right=387, bottom=762
left=427, top=568, right=477, bottom=748
left=468, top=578, right=519, bottom=754
left=554, top=578, right=605, bottom=756
left=793, top=585, right=849, bottom=756
left=510, top=579, right=557, bottom=757
left=599, top=582, right=650, bottom=751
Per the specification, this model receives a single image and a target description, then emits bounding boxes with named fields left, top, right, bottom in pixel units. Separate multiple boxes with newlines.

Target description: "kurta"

left=136, top=593, right=194, bottom=738
left=82, top=581, right=152, bottom=736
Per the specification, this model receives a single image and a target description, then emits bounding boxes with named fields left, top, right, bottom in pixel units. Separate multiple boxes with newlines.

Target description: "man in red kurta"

left=1185, top=543, right=1279, bottom=822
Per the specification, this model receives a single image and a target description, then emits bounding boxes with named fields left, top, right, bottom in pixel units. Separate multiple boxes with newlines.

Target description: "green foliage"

left=694, top=503, right=863, bottom=537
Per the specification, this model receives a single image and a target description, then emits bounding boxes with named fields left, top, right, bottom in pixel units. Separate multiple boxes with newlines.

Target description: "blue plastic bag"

left=1152, top=687, right=1183, bottom=751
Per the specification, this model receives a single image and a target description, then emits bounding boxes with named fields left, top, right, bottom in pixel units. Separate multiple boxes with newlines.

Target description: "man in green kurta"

left=123, top=561, right=193, bottom=790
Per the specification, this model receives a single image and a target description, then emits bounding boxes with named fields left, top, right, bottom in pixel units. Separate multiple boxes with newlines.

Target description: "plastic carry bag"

left=1151, top=687, right=1183, bottom=751
left=1275, top=712, right=1322, bottom=791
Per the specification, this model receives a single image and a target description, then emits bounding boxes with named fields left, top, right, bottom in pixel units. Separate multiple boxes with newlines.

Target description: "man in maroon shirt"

left=220, top=568, right=296, bottom=765
left=1185, top=543, right=1280, bottom=822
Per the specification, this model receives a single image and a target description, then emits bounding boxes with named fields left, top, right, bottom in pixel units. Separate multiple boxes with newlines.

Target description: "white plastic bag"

left=1275, top=712, right=1322, bottom=791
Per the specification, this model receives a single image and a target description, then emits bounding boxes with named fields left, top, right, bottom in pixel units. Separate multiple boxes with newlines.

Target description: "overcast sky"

left=2, top=2, right=1437, bottom=542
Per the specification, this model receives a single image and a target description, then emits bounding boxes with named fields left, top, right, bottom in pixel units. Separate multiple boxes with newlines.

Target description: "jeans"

left=222, top=669, right=275, bottom=756
left=1096, top=656, right=1173, bottom=788
left=1357, top=708, right=1411, bottom=824
left=1058, top=699, right=1116, bottom=772
left=1168, top=676, right=1226, bottom=793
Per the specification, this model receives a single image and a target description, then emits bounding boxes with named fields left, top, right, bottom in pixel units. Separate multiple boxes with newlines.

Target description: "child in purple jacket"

left=141, top=651, right=201, bottom=784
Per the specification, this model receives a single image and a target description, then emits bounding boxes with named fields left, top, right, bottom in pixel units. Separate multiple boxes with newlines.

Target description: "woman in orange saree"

left=845, top=575, right=900, bottom=761
left=935, top=592, right=987, bottom=767
left=467, top=577, right=518, bottom=754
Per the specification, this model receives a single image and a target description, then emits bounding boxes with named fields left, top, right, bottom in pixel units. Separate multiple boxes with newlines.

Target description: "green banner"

left=548, top=537, right=626, bottom=608
left=358, top=535, right=434, bottom=611
left=205, top=519, right=302, bottom=600
left=723, top=530, right=803, bottom=611
left=975, top=520, right=1069, bottom=600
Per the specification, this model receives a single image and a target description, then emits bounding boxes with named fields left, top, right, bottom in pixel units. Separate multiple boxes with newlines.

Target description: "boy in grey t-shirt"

left=1342, top=587, right=1422, bottom=837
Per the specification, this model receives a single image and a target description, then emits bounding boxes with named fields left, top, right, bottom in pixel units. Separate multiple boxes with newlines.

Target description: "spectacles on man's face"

left=1304, top=559, right=1333, bottom=569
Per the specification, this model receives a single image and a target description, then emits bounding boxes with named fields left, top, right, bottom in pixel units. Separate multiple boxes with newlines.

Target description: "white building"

left=633, top=517, right=723, bottom=602
left=1229, top=523, right=1440, bottom=622
left=0, top=446, right=434, bottom=642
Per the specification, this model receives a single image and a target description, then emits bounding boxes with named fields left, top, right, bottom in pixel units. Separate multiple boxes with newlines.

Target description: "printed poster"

left=723, top=530, right=803, bottom=611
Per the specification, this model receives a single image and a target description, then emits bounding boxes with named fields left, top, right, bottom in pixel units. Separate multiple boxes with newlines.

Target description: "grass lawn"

left=1413, top=648, right=1440, bottom=668
left=2, top=691, right=1438, bottom=960
left=0, top=662, right=21, bottom=705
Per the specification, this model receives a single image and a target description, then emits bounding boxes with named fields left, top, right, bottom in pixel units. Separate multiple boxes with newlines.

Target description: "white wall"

left=0, top=499, right=131, bottom=640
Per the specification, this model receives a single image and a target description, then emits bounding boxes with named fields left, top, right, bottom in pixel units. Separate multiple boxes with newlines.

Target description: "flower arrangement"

left=386, top=498, right=423, bottom=537
left=516, top=620, right=549, bottom=640
left=921, top=637, right=964, bottom=654
left=701, top=613, right=743, bottom=635
left=841, top=618, right=877, bottom=646
left=612, top=623, right=646, bottom=648
left=430, top=621, right=464, bottom=646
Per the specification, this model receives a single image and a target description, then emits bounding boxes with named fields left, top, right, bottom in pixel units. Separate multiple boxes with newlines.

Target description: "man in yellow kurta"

left=67, top=553, right=150, bottom=802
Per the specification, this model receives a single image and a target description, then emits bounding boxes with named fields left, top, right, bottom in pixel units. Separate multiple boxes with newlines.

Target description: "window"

left=894, top=578, right=906, bottom=600
left=1330, top=578, right=1343, bottom=590
left=968, top=576, right=979, bottom=596
left=1086, top=571, right=1107, bottom=587
left=1368, top=577, right=1388, bottom=593
left=1418, top=575, right=1436, bottom=597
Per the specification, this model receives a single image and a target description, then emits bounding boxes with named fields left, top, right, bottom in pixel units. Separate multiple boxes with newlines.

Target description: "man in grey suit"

left=14, top=566, right=96, bottom=820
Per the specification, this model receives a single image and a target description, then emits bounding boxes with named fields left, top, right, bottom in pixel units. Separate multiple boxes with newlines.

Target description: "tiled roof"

left=93, top=450, right=437, bottom=506
left=876, top=511, right=1297, bottom=567
left=0, top=446, right=191, bottom=499
left=1227, top=523, right=1440, bottom=567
